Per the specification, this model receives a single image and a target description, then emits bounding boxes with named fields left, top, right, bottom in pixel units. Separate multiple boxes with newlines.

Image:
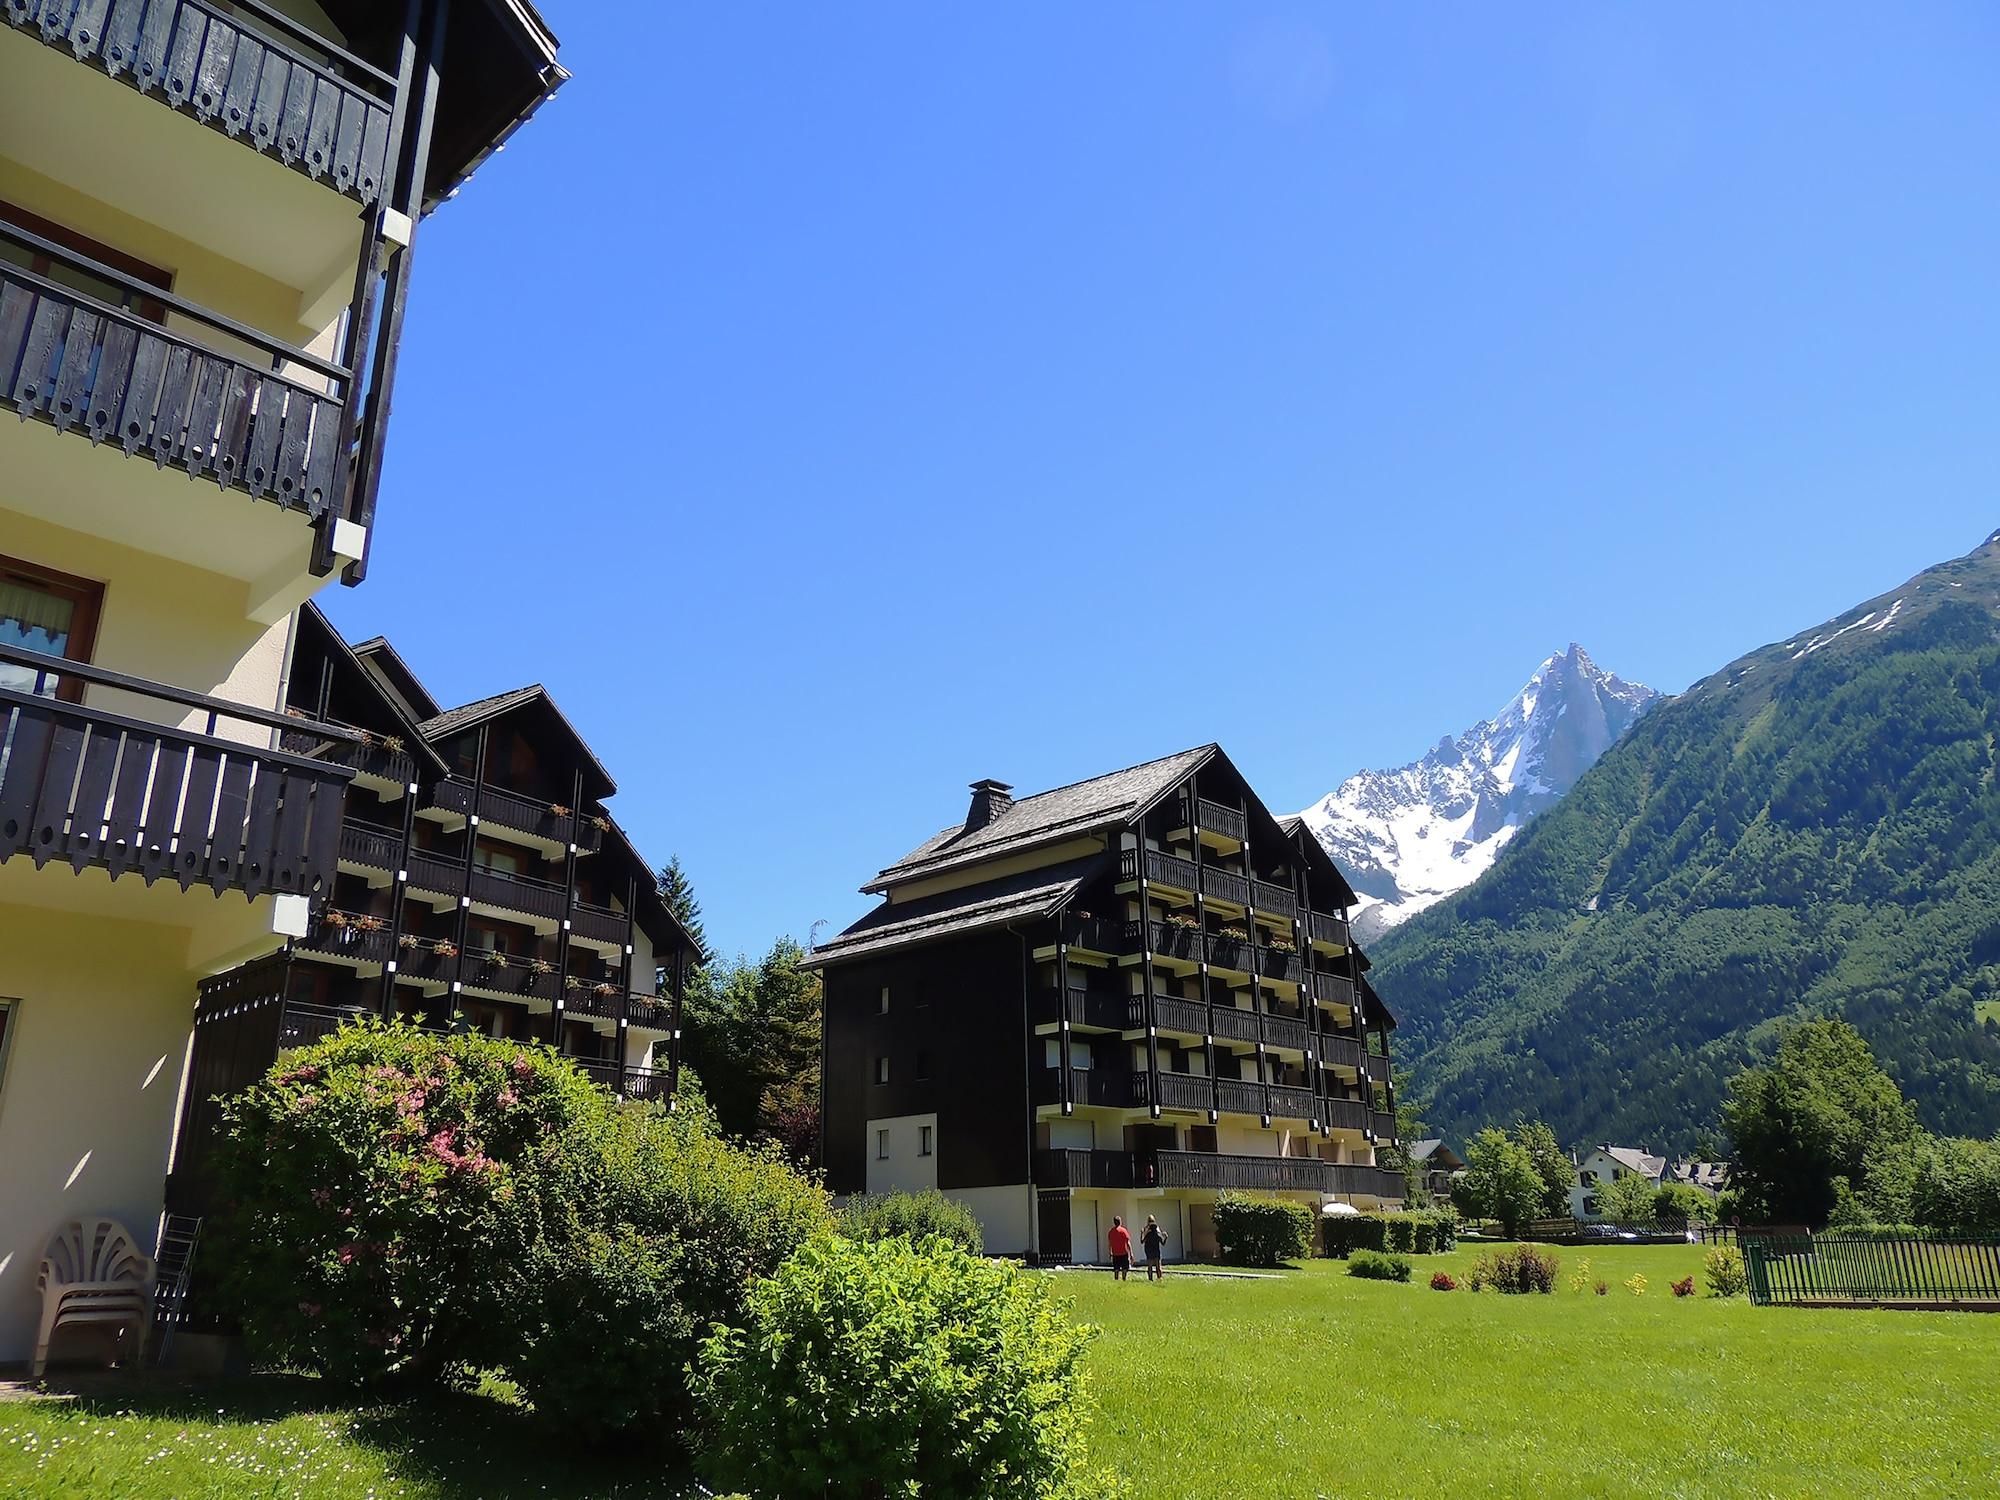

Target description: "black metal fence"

left=1744, top=1234, right=2000, bottom=1308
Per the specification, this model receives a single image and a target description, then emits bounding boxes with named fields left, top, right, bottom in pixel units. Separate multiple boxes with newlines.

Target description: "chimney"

left=965, top=779, right=1014, bottom=832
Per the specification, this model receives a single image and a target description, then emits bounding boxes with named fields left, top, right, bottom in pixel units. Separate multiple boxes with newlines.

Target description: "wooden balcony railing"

left=1309, top=910, right=1350, bottom=948
left=1323, top=1098, right=1368, bottom=1132
left=1252, top=879, right=1298, bottom=918
left=404, top=847, right=462, bottom=896
left=6, top=0, right=398, bottom=206
left=1174, top=795, right=1247, bottom=844
left=459, top=950, right=559, bottom=1003
left=2, top=219, right=355, bottom=519
left=1152, top=1149, right=1329, bottom=1194
left=1313, top=970, right=1357, bottom=1008
left=1118, top=848, right=1254, bottom=909
left=338, top=817, right=400, bottom=871
left=296, top=916, right=388, bottom=966
left=570, top=900, right=625, bottom=945
left=0, top=644, right=351, bottom=900
left=281, top=719, right=415, bottom=786
left=1032, top=1065, right=1137, bottom=1110
left=1032, top=1149, right=1136, bottom=1191
left=1033, top=985, right=1130, bottom=1032
left=428, top=777, right=605, bottom=852
left=468, top=863, right=566, bottom=922
left=1316, top=1033, right=1365, bottom=1072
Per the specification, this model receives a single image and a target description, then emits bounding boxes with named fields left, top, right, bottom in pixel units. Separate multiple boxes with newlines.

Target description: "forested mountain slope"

left=1374, top=532, right=2000, bottom=1152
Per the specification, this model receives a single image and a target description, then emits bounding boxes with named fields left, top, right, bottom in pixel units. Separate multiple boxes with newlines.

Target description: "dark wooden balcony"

left=429, top=777, right=604, bottom=852
left=1309, top=910, right=1350, bottom=948
left=338, top=817, right=400, bottom=871
left=1147, top=1151, right=1404, bottom=1199
left=1208, top=1004, right=1262, bottom=1044
left=1251, top=879, right=1297, bottom=918
left=1266, top=1083, right=1315, bottom=1120
left=1371, top=1111, right=1399, bottom=1143
left=0, top=644, right=350, bottom=901
left=2, top=218, right=355, bottom=520
left=1118, top=848, right=1253, bottom=908
left=562, top=981, right=629, bottom=1020
left=625, top=992, right=671, bottom=1029
left=1206, top=933, right=1254, bottom=973
left=7, top=0, right=398, bottom=206
left=468, top=863, right=566, bottom=922
left=1152, top=1149, right=1329, bottom=1194
left=1174, top=795, right=1246, bottom=845
left=1060, top=914, right=1125, bottom=955
left=1316, top=1032, right=1364, bottom=1071
left=1142, top=1071, right=1218, bottom=1113
left=405, top=847, right=462, bottom=896
left=622, top=1067, right=671, bottom=1102
left=570, top=900, right=625, bottom=945
left=296, top=914, right=389, bottom=966
left=459, top=950, right=558, bottom=1003
left=1150, top=995, right=1208, bottom=1036
left=1258, top=945, right=1303, bottom=983
left=1214, top=1078, right=1263, bottom=1116
left=1262, top=1013, right=1309, bottom=1052
left=281, top=718, right=415, bottom=787
left=1323, top=1097, right=1368, bottom=1132
left=1313, top=970, right=1357, bottom=1008
left=1033, top=1065, right=1137, bottom=1109
left=390, top=940, right=456, bottom=985
left=1032, top=1149, right=1136, bottom=1190
left=1133, top=918, right=1204, bottom=963
left=1034, top=985, right=1130, bottom=1032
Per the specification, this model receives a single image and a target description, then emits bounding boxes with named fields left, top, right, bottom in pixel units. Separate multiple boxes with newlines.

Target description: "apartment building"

left=810, top=746, right=1404, bottom=1265
left=0, top=0, right=564, bottom=1362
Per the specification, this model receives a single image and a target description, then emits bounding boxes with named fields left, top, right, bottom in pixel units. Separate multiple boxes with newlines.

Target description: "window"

left=875, top=1128, right=889, bottom=1160
left=878, top=986, right=890, bottom=1015
left=0, top=201, right=172, bottom=323
left=0, top=556, right=102, bottom=704
left=874, top=1056, right=889, bottom=1085
left=918, top=1125, right=933, bottom=1158
left=915, top=1050, right=931, bottom=1080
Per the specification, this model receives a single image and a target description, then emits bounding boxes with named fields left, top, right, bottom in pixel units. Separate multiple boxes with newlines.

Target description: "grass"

left=0, top=1374, right=686, bottom=1499
left=2, top=1243, right=1996, bottom=1497
left=1056, top=1242, right=2000, bottom=1499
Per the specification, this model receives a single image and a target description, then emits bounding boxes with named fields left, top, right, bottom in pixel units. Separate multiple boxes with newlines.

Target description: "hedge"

left=1322, top=1208, right=1458, bottom=1258
left=1213, top=1194, right=1316, bottom=1266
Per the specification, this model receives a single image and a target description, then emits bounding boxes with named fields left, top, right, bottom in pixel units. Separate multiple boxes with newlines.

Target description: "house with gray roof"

left=809, top=745, right=1403, bottom=1264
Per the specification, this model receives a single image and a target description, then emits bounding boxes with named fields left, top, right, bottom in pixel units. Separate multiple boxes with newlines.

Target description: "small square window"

left=879, top=986, right=890, bottom=1015
left=919, top=1125, right=934, bottom=1157
left=876, top=1128, right=889, bottom=1160
left=875, top=1056, right=890, bottom=1085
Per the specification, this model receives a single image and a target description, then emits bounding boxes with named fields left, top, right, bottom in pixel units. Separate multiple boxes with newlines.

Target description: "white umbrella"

left=1321, top=1201, right=1361, bottom=1217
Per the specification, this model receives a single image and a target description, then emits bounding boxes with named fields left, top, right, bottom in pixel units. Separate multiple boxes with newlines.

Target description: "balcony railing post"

left=377, top=766, right=422, bottom=1018
left=1133, top=821, right=1162, bottom=1122
left=1055, top=933, right=1074, bottom=1116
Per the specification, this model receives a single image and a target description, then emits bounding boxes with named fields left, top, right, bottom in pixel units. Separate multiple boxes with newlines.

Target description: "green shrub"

left=1468, top=1244, right=1560, bottom=1294
left=838, top=1188, right=983, bottom=1252
left=1348, top=1250, right=1412, bottom=1282
left=1705, top=1244, right=1749, bottom=1298
left=501, top=1106, right=833, bottom=1436
left=1322, top=1209, right=1457, bottom=1258
left=694, top=1236, right=1103, bottom=1499
left=1214, top=1194, right=1315, bottom=1266
left=211, top=1021, right=609, bottom=1384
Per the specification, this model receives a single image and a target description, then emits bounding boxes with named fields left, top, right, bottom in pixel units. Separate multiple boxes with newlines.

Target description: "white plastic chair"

left=32, top=1219, right=155, bottom=1377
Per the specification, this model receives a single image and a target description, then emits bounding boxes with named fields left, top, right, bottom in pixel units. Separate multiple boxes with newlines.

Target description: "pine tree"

left=655, top=855, right=711, bottom=967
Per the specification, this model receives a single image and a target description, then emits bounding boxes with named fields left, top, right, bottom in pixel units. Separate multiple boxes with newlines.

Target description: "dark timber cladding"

left=810, top=744, right=1402, bottom=1257
left=0, top=0, right=566, bottom=584
left=166, top=606, right=701, bottom=1214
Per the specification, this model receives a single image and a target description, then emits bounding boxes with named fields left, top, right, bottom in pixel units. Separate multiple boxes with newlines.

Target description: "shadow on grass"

left=31, top=1371, right=690, bottom=1499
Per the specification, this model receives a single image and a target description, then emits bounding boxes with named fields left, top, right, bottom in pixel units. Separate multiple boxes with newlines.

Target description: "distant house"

left=1672, top=1160, right=1731, bottom=1194
left=1406, top=1139, right=1465, bottom=1202
left=1570, top=1145, right=1668, bottom=1219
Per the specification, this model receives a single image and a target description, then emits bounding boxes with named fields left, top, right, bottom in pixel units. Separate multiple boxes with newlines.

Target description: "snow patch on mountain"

left=1301, top=644, right=1659, bottom=943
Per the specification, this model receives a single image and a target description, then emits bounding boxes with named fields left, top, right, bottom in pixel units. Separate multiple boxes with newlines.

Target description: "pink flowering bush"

left=212, top=1020, right=609, bottom=1385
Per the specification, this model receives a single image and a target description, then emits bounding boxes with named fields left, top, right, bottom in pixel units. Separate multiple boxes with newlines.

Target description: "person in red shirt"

left=1107, top=1216, right=1132, bottom=1281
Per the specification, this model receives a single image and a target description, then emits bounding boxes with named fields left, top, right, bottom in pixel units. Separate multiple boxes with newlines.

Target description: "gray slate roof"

left=417, top=685, right=617, bottom=798
left=807, top=856, right=1105, bottom=967
left=865, top=745, right=1215, bottom=893
left=1600, top=1146, right=1669, bottom=1180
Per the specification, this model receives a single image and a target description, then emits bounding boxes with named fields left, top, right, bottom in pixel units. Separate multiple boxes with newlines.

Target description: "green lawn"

left=3, top=1243, right=1996, bottom=1498
left=1059, top=1242, right=2000, bottom=1499
left=0, top=1375, right=682, bottom=1499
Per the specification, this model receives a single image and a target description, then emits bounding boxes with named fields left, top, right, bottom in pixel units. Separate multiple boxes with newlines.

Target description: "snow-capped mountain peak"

left=1302, top=644, right=1658, bottom=942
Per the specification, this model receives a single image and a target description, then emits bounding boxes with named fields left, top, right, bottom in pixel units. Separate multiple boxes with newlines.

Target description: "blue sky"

left=325, top=3, right=2000, bottom=960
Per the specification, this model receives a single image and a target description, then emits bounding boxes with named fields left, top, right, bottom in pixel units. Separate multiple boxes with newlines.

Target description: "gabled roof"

left=864, top=746, right=1216, bottom=894
left=1406, top=1139, right=1464, bottom=1169
left=1276, top=813, right=1358, bottom=910
left=417, top=684, right=617, bottom=800
left=297, top=607, right=448, bottom=775
left=352, top=635, right=443, bottom=722
left=1597, top=1146, right=1669, bottom=1179
left=807, top=855, right=1106, bottom=969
